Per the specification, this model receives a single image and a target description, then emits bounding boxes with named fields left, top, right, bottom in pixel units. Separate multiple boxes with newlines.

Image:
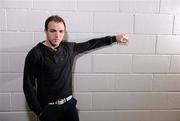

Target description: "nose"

left=55, top=31, right=60, bottom=37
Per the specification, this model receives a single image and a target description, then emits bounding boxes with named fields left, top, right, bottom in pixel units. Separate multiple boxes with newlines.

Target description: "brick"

left=0, top=53, right=26, bottom=73
left=58, top=12, right=93, bottom=32
left=116, top=34, right=156, bottom=54
left=160, top=0, right=180, bottom=14
left=94, top=13, right=133, bottom=33
left=0, top=94, right=11, bottom=111
left=133, top=55, right=171, bottom=73
left=74, top=93, right=92, bottom=110
left=74, top=54, right=92, bottom=73
left=168, top=93, right=180, bottom=109
left=93, top=54, right=132, bottom=73
left=115, top=74, right=152, bottom=91
left=34, top=32, right=46, bottom=44
left=153, top=74, right=180, bottom=91
left=174, top=15, right=180, bottom=34
left=92, top=93, right=168, bottom=110
left=79, top=111, right=152, bottom=121
left=0, top=32, right=34, bottom=52
left=121, top=111, right=151, bottom=121
left=6, top=10, right=49, bottom=31
left=79, top=111, right=123, bottom=121
left=8, top=53, right=26, bottom=73
left=0, top=53, right=9, bottom=73
left=95, top=34, right=156, bottom=54
left=119, top=0, right=159, bottom=13
left=0, top=73, right=23, bottom=92
left=75, top=74, right=115, bottom=92
left=0, top=112, right=36, bottom=121
left=157, top=35, right=180, bottom=54
left=11, top=93, right=29, bottom=111
left=0, top=10, right=6, bottom=30
left=152, top=110, right=180, bottom=121
left=0, top=0, right=32, bottom=9
left=170, top=56, right=180, bottom=73
left=33, top=0, right=75, bottom=11
left=77, top=0, right=119, bottom=12
left=135, top=14, right=173, bottom=34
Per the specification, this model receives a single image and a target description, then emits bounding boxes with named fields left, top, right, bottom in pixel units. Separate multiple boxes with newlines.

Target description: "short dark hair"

left=45, top=15, right=66, bottom=31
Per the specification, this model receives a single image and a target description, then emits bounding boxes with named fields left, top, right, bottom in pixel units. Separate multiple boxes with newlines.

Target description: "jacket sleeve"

left=73, top=36, right=116, bottom=54
left=23, top=49, right=42, bottom=115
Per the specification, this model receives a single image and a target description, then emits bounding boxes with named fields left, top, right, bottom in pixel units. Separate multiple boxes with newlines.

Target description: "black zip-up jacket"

left=23, top=36, right=116, bottom=115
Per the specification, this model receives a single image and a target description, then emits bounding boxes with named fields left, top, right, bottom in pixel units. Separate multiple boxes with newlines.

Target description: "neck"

left=44, top=40, right=58, bottom=51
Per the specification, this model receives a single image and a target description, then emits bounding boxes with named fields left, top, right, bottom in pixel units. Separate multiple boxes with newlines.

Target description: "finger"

left=123, top=35, right=128, bottom=41
left=122, top=37, right=128, bottom=42
left=123, top=34, right=128, bottom=39
left=120, top=39, right=127, bottom=43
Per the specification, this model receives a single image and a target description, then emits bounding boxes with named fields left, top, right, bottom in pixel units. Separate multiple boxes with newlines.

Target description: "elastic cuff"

left=111, top=36, right=117, bottom=42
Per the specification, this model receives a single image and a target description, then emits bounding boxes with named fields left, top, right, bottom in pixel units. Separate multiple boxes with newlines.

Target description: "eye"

left=59, top=30, right=64, bottom=33
left=49, top=30, right=56, bottom=33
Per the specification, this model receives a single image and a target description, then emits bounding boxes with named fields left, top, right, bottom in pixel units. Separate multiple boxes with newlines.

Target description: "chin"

left=56, top=42, right=62, bottom=46
left=53, top=43, right=59, bottom=46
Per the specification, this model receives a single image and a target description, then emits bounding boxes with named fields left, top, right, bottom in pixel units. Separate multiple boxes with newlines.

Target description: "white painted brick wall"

left=33, top=0, right=76, bottom=11
left=157, top=35, right=180, bottom=54
left=0, top=10, right=5, bottom=30
left=0, top=32, right=34, bottom=52
left=58, top=12, right=94, bottom=33
left=94, top=13, right=133, bottom=33
left=6, top=10, right=49, bottom=31
left=0, top=53, right=9, bottom=72
left=0, top=74, right=23, bottom=92
left=77, top=0, right=119, bottom=12
left=170, top=56, right=180, bottom=73
left=160, top=0, right=180, bottom=14
left=93, top=54, right=132, bottom=73
left=119, top=0, right=159, bottom=13
left=174, top=15, right=180, bottom=34
left=0, top=0, right=32, bottom=9
left=0, top=94, right=11, bottom=111
left=133, top=55, right=171, bottom=73
left=1, top=0, right=180, bottom=121
left=135, top=14, right=174, bottom=34
left=152, top=74, right=180, bottom=91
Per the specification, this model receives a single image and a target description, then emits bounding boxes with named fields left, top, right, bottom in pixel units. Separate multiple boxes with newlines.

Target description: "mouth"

left=54, top=39, right=60, bottom=41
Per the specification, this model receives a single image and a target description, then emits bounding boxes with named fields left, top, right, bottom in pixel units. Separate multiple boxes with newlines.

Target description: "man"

left=23, top=15, right=128, bottom=121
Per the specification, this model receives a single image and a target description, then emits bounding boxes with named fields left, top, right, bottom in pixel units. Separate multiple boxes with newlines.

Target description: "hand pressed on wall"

left=116, top=33, right=128, bottom=44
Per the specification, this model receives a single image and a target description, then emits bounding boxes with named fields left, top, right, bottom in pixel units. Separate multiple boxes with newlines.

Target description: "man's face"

left=45, top=21, right=65, bottom=48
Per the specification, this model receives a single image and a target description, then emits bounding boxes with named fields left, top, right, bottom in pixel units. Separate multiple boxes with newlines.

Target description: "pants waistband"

left=48, top=95, right=72, bottom=105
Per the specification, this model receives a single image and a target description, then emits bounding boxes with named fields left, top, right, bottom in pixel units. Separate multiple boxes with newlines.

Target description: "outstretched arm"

left=73, top=33, right=128, bottom=54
